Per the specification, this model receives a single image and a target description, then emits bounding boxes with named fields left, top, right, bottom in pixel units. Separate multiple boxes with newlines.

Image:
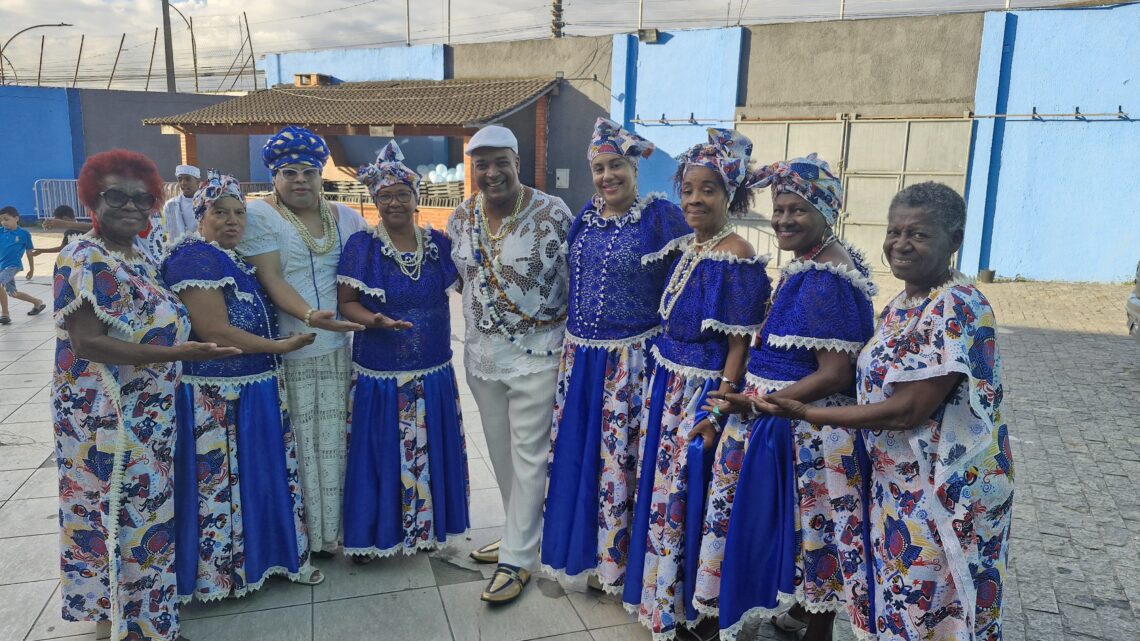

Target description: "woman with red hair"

left=53, top=149, right=237, bottom=641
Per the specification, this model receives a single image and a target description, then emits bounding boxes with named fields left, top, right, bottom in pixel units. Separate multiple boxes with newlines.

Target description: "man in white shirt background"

left=162, top=164, right=201, bottom=243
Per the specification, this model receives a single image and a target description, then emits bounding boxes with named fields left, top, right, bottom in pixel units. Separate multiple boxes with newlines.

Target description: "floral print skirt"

left=173, top=375, right=310, bottom=602
left=341, top=364, right=469, bottom=557
left=622, top=365, right=719, bottom=641
left=541, top=336, right=653, bottom=593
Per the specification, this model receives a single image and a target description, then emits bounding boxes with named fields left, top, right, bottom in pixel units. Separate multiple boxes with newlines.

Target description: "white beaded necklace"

left=271, top=195, right=336, bottom=255
left=658, top=223, right=735, bottom=320
left=375, top=223, right=424, bottom=281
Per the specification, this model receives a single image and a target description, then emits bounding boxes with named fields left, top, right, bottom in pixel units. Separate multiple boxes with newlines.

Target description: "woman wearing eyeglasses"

left=53, top=150, right=239, bottom=641
left=336, top=142, right=470, bottom=561
left=238, top=126, right=369, bottom=558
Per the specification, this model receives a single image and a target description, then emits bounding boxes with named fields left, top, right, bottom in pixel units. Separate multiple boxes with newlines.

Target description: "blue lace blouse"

left=653, top=252, right=772, bottom=379
left=748, top=257, right=876, bottom=392
left=161, top=237, right=278, bottom=379
left=337, top=226, right=458, bottom=374
left=566, top=195, right=690, bottom=345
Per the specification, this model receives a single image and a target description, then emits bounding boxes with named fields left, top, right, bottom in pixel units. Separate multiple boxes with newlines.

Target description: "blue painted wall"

left=263, top=44, right=445, bottom=86
left=963, top=4, right=1140, bottom=282
left=0, top=86, right=85, bottom=219
left=610, top=29, right=743, bottom=196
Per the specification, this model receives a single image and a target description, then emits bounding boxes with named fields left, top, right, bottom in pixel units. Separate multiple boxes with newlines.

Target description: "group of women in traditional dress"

left=540, top=119, right=1014, bottom=641
left=50, top=117, right=1013, bottom=641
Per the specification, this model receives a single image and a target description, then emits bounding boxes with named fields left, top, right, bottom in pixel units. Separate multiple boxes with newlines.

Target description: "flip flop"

left=28, top=304, right=47, bottom=316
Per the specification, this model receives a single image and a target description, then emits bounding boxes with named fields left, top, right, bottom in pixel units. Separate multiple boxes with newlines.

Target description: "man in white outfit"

left=447, top=125, right=571, bottom=604
left=162, top=164, right=201, bottom=243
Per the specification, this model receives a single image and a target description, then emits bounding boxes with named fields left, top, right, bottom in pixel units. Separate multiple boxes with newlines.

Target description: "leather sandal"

left=469, top=539, right=500, bottom=564
left=480, top=564, right=530, bottom=604
left=294, top=566, right=325, bottom=585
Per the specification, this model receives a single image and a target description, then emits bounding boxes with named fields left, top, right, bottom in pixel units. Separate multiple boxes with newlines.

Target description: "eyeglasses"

left=277, top=167, right=322, bottom=180
left=100, top=189, right=157, bottom=210
left=377, top=192, right=415, bottom=205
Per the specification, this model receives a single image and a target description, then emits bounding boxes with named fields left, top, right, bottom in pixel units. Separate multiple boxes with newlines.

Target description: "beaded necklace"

left=467, top=192, right=565, bottom=357
left=271, top=194, right=336, bottom=255
left=375, top=223, right=424, bottom=281
left=658, top=223, right=736, bottom=320
left=479, top=188, right=526, bottom=243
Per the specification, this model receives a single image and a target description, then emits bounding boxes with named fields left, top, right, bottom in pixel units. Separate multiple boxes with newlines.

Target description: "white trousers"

left=465, top=367, right=559, bottom=569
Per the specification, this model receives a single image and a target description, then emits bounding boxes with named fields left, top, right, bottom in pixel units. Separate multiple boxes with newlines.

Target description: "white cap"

left=175, top=165, right=201, bottom=179
left=465, top=125, right=518, bottom=156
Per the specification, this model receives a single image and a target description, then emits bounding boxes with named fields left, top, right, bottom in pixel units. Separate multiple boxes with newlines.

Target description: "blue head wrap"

left=261, top=125, right=330, bottom=172
left=192, top=169, right=243, bottom=220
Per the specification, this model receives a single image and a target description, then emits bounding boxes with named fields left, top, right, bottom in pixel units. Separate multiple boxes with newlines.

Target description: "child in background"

left=0, top=206, right=46, bottom=324
left=33, top=205, right=91, bottom=256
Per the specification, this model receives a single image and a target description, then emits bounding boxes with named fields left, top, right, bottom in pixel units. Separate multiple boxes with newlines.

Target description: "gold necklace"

left=272, top=195, right=336, bottom=255
left=479, top=187, right=526, bottom=243
left=658, top=224, right=735, bottom=320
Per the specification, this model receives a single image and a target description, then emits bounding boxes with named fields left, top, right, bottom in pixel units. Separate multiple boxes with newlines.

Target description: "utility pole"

left=638, top=0, right=644, bottom=30
left=244, top=12, right=257, bottom=90
left=108, top=33, right=125, bottom=89
left=405, top=0, right=411, bottom=46
left=72, top=34, right=83, bottom=88
left=36, top=35, right=43, bottom=86
left=146, top=27, right=158, bottom=90
left=551, top=0, right=564, bottom=38
left=161, top=0, right=176, bottom=92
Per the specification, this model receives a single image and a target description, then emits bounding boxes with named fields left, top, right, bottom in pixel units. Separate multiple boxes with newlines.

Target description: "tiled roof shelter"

left=144, top=76, right=560, bottom=196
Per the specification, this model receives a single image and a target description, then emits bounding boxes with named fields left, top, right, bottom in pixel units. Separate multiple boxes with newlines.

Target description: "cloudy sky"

left=0, top=0, right=1064, bottom=92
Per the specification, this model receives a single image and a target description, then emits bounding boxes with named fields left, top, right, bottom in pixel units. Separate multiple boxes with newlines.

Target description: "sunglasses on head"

left=277, top=167, right=322, bottom=180
left=100, top=189, right=157, bottom=210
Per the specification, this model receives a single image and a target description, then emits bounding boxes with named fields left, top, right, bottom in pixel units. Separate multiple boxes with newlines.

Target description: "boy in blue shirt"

left=0, top=206, right=46, bottom=324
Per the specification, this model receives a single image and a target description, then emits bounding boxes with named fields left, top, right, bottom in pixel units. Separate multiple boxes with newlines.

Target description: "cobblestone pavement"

left=0, top=237, right=1136, bottom=641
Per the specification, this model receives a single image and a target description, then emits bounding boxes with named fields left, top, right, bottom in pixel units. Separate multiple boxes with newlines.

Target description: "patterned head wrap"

left=261, top=125, right=331, bottom=172
left=678, top=128, right=762, bottom=200
left=752, top=153, right=843, bottom=226
left=587, top=117, right=655, bottom=164
left=357, top=140, right=421, bottom=199
left=193, top=169, right=243, bottom=220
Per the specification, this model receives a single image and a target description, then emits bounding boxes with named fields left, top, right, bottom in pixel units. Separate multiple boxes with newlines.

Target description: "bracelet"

left=303, top=308, right=315, bottom=327
left=720, top=376, right=738, bottom=391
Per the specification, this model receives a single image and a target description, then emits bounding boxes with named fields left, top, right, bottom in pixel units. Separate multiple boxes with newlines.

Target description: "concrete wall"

left=0, top=87, right=84, bottom=219
left=962, top=4, right=1139, bottom=283
left=450, top=35, right=612, bottom=209
left=740, top=14, right=984, bottom=119
left=263, top=45, right=445, bottom=86
left=610, top=28, right=745, bottom=197
left=80, top=90, right=250, bottom=181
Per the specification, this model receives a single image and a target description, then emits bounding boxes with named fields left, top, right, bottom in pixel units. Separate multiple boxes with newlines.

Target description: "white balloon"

left=435, top=164, right=447, bottom=174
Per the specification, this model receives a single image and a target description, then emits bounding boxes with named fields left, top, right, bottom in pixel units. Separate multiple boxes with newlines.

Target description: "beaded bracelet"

left=303, top=308, right=315, bottom=327
left=720, top=376, right=738, bottom=391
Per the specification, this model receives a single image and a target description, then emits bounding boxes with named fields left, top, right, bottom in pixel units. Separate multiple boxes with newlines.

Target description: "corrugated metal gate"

left=734, top=116, right=972, bottom=290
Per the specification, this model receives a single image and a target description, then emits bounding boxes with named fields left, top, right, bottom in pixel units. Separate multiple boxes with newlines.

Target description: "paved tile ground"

left=1, top=236, right=1136, bottom=641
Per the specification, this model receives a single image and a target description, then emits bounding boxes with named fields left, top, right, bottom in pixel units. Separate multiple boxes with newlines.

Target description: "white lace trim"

left=780, top=254, right=877, bottom=300
left=170, top=233, right=257, bottom=275
left=650, top=344, right=720, bottom=380
left=537, top=564, right=626, bottom=598
left=583, top=192, right=668, bottom=229
left=717, top=592, right=799, bottom=641
left=564, top=325, right=661, bottom=351
left=342, top=530, right=465, bottom=559
left=169, top=276, right=257, bottom=304
left=619, top=600, right=715, bottom=641
left=641, top=233, right=694, bottom=265
left=701, top=251, right=771, bottom=266
left=890, top=270, right=975, bottom=310
left=701, top=319, right=762, bottom=337
left=177, top=563, right=307, bottom=604
left=181, top=371, right=278, bottom=387
left=336, top=275, right=387, bottom=301
left=92, top=362, right=129, bottom=639
left=352, top=360, right=451, bottom=381
left=766, top=333, right=865, bottom=354
left=744, top=372, right=795, bottom=393
left=57, top=290, right=134, bottom=337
